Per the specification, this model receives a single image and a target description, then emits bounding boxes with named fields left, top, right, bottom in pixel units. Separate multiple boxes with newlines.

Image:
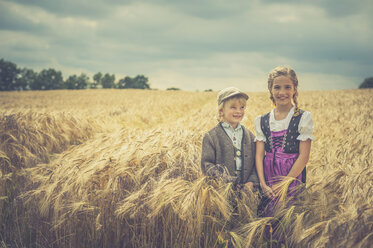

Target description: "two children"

left=201, top=66, right=314, bottom=217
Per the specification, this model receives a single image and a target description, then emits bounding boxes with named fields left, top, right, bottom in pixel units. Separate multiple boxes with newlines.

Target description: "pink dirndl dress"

left=255, top=107, right=314, bottom=217
left=262, top=129, right=304, bottom=217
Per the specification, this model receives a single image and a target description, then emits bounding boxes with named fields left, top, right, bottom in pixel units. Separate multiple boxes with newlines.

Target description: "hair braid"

left=293, top=93, right=299, bottom=113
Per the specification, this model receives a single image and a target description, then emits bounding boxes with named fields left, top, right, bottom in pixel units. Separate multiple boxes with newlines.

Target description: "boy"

left=201, top=87, right=258, bottom=191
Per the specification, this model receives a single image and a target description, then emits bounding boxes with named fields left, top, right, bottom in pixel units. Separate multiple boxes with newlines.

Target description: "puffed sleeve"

left=254, top=115, right=266, bottom=142
left=297, top=111, right=315, bottom=141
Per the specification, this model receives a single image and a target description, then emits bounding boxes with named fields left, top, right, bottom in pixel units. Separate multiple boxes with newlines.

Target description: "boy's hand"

left=239, top=182, right=254, bottom=193
left=236, top=182, right=254, bottom=193
left=244, top=182, right=254, bottom=191
left=221, top=173, right=237, bottom=184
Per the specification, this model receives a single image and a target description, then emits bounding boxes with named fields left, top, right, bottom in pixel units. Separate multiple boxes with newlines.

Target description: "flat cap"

left=217, top=87, right=249, bottom=105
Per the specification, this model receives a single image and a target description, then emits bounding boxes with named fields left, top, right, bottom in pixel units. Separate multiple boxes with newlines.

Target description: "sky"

left=0, top=0, right=372, bottom=92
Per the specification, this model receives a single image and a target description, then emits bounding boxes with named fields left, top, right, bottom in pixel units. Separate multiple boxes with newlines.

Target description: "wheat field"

left=0, top=89, right=372, bottom=248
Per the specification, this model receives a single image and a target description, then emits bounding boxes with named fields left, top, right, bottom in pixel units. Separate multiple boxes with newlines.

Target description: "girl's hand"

left=261, top=183, right=275, bottom=198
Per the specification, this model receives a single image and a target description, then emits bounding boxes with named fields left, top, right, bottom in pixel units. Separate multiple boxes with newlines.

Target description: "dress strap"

left=283, top=109, right=304, bottom=153
left=260, top=112, right=272, bottom=152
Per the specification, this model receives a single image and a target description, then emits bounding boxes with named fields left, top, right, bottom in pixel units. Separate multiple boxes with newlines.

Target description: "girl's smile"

left=271, top=75, right=295, bottom=108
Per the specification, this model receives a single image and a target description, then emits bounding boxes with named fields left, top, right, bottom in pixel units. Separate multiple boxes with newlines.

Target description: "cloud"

left=0, top=2, right=49, bottom=33
left=0, top=0, right=372, bottom=91
left=261, top=0, right=373, bottom=17
left=8, top=0, right=114, bottom=18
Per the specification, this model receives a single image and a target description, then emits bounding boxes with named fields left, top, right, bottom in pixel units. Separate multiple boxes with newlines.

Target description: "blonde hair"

left=267, top=66, right=299, bottom=109
left=216, top=96, right=247, bottom=122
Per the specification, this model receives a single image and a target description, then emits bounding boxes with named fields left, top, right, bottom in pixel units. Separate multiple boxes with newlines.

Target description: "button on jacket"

left=201, top=123, right=259, bottom=185
left=221, top=122, right=243, bottom=170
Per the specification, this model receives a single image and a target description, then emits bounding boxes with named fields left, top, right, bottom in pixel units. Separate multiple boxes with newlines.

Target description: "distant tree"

left=64, top=75, right=77, bottom=89
left=204, top=89, right=213, bottom=92
left=133, top=75, right=150, bottom=89
left=101, top=73, right=115, bottom=88
left=76, top=73, right=89, bottom=89
left=92, top=72, right=102, bottom=89
left=31, top=68, right=63, bottom=90
left=64, top=73, right=89, bottom=89
left=0, top=59, right=19, bottom=91
left=359, top=77, right=373, bottom=89
left=124, top=76, right=134, bottom=88
left=17, top=68, right=37, bottom=90
left=121, top=75, right=150, bottom=89
left=117, top=77, right=126, bottom=89
left=166, top=87, right=180, bottom=91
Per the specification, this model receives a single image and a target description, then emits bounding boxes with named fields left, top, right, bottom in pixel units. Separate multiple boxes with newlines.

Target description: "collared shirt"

left=221, top=122, right=243, bottom=170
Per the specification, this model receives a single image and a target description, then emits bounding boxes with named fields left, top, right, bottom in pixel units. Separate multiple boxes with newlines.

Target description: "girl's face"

left=220, top=98, right=246, bottom=128
left=271, top=76, right=296, bottom=108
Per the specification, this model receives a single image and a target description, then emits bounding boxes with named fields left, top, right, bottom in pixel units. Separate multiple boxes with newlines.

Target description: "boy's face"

left=221, top=98, right=246, bottom=128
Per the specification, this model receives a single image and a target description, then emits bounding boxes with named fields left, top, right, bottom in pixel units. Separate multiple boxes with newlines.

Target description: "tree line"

left=0, top=58, right=150, bottom=91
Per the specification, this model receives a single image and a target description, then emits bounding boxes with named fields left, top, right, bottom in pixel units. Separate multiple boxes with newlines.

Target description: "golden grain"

left=0, top=89, right=372, bottom=247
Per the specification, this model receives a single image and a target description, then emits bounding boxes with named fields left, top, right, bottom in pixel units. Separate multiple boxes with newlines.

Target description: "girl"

left=255, top=66, right=314, bottom=217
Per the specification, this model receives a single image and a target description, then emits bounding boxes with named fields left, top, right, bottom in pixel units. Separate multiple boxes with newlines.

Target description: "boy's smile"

left=221, top=99, right=245, bottom=129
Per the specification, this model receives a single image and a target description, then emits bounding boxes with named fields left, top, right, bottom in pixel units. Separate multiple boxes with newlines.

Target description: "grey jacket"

left=201, top=123, right=259, bottom=185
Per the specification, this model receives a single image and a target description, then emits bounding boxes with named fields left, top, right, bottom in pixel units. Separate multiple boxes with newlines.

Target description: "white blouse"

left=254, top=106, right=315, bottom=142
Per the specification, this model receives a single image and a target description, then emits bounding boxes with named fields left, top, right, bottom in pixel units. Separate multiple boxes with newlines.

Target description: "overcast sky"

left=1, top=0, right=372, bottom=91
